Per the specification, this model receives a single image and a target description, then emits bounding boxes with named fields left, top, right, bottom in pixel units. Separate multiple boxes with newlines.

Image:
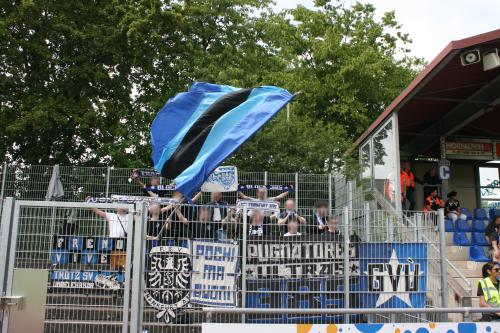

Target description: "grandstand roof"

left=355, top=29, right=500, bottom=156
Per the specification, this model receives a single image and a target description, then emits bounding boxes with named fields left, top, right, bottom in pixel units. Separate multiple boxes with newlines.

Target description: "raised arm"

left=274, top=191, right=289, bottom=201
left=86, top=196, right=107, bottom=219
left=238, top=191, right=253, bottom=200
left=192, top=191, right=202, bottom=203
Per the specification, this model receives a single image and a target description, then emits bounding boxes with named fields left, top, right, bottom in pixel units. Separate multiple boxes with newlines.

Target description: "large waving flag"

left=151, top=82, right=294, bottom=197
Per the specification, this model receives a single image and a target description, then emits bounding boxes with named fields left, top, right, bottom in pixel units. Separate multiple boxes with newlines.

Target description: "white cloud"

left=274, top=0, right=500, bottom=61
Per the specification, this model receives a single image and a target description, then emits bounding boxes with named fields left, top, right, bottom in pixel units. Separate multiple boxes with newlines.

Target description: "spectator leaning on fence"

left=486, top=217, right=500, bottom=262
left=248, top=209, right=269, bottom=237
left=278, top=199, right=306, bottom=234
left=207, top=192, right=229, bottom=239
left=146, top=204, right=163, bottom=240
left=445, top=190, right=467, bottom=222
left=87, top=197, right=128, bottom=238
left=314, top=200, right=329, bottom=233
left=478, top=262, right=500, bottom=321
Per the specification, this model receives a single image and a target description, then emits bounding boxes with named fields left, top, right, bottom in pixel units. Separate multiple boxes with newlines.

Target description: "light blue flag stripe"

left=175, top=86, right=293, bottom=197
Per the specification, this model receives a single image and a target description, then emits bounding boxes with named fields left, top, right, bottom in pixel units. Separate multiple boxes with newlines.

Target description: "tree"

left=0, top=0, right=422, bottom=173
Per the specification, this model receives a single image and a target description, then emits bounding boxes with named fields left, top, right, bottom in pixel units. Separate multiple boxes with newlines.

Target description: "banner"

left=445, top=140, right=493, bottom=159
left=191, top=240, right=239, bottom=307
left=50, top=270, right=123, bottom=290
left=203, top=323, right=494, bottom=333
left=245, top=237, right=359, bottom=323
left=237, top=200, right=280, bottom=216
left=359, top=243, right=427, bottom=308
left=238, top=184, right=295, bottom=192
left=201, top=166, right=238, bottom=192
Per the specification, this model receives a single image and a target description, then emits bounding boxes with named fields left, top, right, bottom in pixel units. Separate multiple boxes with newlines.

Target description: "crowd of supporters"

left=87, top=171, right=345, bottom=241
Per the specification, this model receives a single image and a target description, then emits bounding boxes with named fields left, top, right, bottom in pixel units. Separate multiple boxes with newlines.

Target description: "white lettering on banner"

left=202, top=323, right=495, bottom=333
left=445, top=140, right=493, bottom=157
left=439, top=165, right=450, bottom=180
left=191, top=240, right=239, bottom=307
left=237, top=200, right=280, bottom=216
left=201, top=166, right=238, bottom=192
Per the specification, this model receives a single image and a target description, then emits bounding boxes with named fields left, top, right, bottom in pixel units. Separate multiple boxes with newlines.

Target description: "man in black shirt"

left=207, top=192, right=229, bottom=239
left=191, top=206, right=215, bottom=239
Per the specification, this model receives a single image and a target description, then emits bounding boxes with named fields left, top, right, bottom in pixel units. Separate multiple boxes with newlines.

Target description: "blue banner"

left=359, top=243, right=427, bottom=308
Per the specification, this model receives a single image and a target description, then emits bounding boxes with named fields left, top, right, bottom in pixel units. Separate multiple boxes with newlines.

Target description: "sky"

left=274, top=0, right=500, bottom=62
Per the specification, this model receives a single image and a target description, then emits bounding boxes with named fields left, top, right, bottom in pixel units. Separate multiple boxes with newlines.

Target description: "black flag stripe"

left=161, top=88, right=253, bottom=178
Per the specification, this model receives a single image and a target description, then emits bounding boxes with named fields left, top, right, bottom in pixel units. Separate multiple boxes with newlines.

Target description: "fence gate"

left=0, top=198, right=136, bottom=333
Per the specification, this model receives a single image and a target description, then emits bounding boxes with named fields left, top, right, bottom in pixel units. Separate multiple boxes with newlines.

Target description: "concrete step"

left=446, top=246, right=469, bottom=261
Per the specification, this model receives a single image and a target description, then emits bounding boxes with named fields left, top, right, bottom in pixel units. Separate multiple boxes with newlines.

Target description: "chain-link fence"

left=0, top=198, right=452, bottom=333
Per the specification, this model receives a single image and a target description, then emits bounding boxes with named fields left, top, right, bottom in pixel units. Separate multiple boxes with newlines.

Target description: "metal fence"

left=0, top=197, right=456, bottom=333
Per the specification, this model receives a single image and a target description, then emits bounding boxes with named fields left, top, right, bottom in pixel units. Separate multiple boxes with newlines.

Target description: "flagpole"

left=156, top=196, right=185, bottom=239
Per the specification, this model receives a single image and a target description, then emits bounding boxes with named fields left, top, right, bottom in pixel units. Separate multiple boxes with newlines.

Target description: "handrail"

left=203, top=307, right=498, bottom=315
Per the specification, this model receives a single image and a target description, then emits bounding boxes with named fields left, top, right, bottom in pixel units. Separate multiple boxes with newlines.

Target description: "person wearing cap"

left=478, top=262, right=500, bottom=321
left=445, top=190, right=466, bottom=222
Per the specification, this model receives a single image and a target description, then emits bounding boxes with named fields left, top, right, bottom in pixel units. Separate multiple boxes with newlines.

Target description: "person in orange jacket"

left=401, top=162, right=416, bottom=211
left=423, top=189, right=444, bottom=212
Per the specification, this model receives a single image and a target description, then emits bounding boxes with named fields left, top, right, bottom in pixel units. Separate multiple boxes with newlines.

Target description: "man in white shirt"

left=89, top=204, right=129, bottom=238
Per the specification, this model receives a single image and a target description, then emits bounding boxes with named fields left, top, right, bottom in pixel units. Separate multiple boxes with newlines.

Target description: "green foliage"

left=0, top=0, right=423, bottom=173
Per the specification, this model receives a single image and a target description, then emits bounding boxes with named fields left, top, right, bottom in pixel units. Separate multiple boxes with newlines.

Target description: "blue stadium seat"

left=453, top=232, right=470, bottom=246
left=472, top=219, right=487, bottom=232
left=474, top=208, right=487, bottom=220
left=445, top=218, right=455, bottom=232
left=469, top=246, right=490, bottom=262
left=471, top=232, right=489, bottom=246
left=489, top=209, right=500, bottom=222
left=456, top=219, right=471, bottom=232
left=461, top=208, right=472, bottom=221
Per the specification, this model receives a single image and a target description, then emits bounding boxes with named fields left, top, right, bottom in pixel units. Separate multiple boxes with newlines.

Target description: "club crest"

left=204, top=166, right=237, bottom=191
left=143, top=246, right=191, bottom=323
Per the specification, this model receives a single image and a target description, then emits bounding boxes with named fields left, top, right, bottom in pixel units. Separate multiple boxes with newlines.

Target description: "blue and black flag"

left=151, top=82, right=294, bottom=197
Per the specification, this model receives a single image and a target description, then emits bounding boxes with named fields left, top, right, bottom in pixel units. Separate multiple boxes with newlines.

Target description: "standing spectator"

left=191, top=206, right=215, bottom=239
left=238, top=187, right=289, bottom=202
left=423, top=167, right=442, bottom=199
left=321, top=216, right=342, bottom=241
left=284, top=219, right=301, bottom=237
left=423, top=189, right=444, bottom=212
left=445, top=191, right=467, bottom=222
left=248, top=210, right=268, bottom=237
left=207, top=192, right=229, bottom=239
left=146, top=204, right=163, bottom=240
left=88, top=200, right=128, bottom=238
left=278, top=199, right=306, bottom=234
left=477, top=262, right=500, bottom=321
left=486, top=217, right=500, bottom=262
left=130, top=169, right=165, bottom=197
left=87, top=201, right=128, bottom=270
left=313, top=201, right=329, bottom=233
left=401, top=162, right=416, bottom=211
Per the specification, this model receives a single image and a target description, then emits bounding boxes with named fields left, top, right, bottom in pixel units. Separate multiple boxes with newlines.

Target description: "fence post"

left=328, top=173, right=333, bottom=214
left=0, top=197, right=14, bottom=298
left=438, top=208, right=449, bottom=317
left=343, top=206, right=350, bottom=324
left=264, top=171, right=268, bottom=186
left=0, top=162, right=7, bottom=218
left=295, top=173, right=298, bottom=206
left=364, top=201, right=370, bottom=242
left=241, top=207, right=248, bottom=324
left=347, top=181, right=353, bottom=210
left=105, top=166, right=111, bottom=197
left=130, top=202, right=147, bottom=332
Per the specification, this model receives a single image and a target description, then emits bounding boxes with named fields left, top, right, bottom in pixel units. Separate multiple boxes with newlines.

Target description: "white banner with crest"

left=201, top=166, right=238, bottom=192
